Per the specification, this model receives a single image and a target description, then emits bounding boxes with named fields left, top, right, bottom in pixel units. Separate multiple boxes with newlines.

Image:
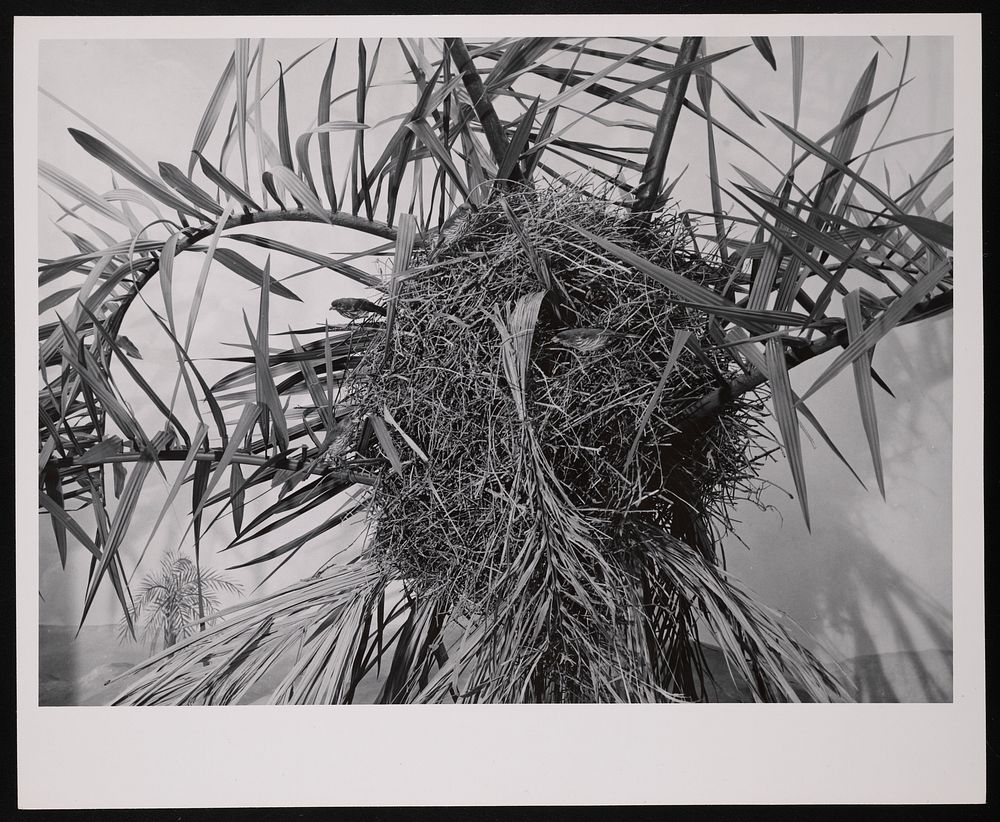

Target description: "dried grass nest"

left=355, top=187, right=774, bottom=611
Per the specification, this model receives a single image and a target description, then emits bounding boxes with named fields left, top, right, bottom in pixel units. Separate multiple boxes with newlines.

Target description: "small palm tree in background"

left=117, top=551, right=243, bottom=653
left=37, top=35, right=954, bottom=703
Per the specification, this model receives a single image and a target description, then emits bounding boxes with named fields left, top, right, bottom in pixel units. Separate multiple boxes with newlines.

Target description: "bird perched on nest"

left=550, top=327, right=636, bottom=354
left=330, top=297, right=387, bottom=321
left=319, top=416, right=356, bottom=467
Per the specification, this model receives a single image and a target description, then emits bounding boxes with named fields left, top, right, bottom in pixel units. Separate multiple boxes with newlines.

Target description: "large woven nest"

left=347, top=187, right=838, bottom=702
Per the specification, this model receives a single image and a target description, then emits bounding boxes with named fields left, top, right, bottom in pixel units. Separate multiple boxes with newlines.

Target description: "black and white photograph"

left=15, top=13, right=984, bottom=807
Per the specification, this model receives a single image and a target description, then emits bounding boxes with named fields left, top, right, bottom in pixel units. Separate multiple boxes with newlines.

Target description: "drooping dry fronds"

left=347, top=186, right=843, bottom=701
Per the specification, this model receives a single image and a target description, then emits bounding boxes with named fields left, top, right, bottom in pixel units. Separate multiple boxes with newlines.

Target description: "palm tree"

left=117, top=550, right=243, bottom=653
left=37, top=35, right=953, bottom=704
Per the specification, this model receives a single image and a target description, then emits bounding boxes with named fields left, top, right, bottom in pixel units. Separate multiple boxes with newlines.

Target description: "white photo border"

left=15, top=13, right=984, bottom=808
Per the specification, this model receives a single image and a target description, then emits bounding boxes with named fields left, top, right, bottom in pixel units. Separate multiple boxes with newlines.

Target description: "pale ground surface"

left=34, top=35, right=955, bottom=703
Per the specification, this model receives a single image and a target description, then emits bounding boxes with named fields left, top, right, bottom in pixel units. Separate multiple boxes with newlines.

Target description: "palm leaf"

left=726, top=328, right=868, bottom=491
left=317, top=42, right=340, bottom=211
left=269, top=165, right=331, bottom=226
left=209, top=248, right=302, bottom=301
left=751, top=36, right=777, bottom=70
left=131, top=423, right=209, bottom=575
left=406, top=119, right=471, bottom=203
left=183, top=199, right=238, bottom=349
left=276, top=61, right=294, bottom=170
left=497, top=96, right=539, bottom=184
left=193, top=403, right=261, bottom=526
left=812, top=55, right=879, bottom=221
left=234, top=39, right=251, bottom=194
left=227, top=499, right=363, bottom=571
left=41, top=85, right=158, bottom=177
left=694, top=49, right=728, bottom=257
left=68, top=129, right=208, bottom=221
left=844, top=290, right=885, bottom=497
left=42, top=466, right=68, bottom=567
left=890, top=214, right=953, bottom=250
left=800, top=258, right=951, bottom=402
left=39, top=488, right=100, bottom=561
left=229, top=461, right=246, bottom=535
left=243, top=301, right=289, bottom=452
left=226, top=233, right=379, bottom=287
left=145, top=308, right=230, bottom=450
left=38, top=160, right=128, bottom=226
left=194, top=151, right=264, bottom=212
left=158, top=162, right=225, bottom=216
left=574, top=226, right=777, bottom=334
left=79, top=429, right=173, bottom=631
left=625, top=330, right=689, bottom=466
left=79, top=303, right=192, bottom=448
left=252, top=39, right=268, bottom=208
left=632, top=37, right=703, bottom=215
left=189, top=51, right=236, bottom=176
left=764, top=337, right=810, bottom=529
left=39, top=287, right=79, bottom=315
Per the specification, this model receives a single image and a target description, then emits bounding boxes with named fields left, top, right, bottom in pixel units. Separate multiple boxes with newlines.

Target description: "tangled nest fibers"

left=351, top=187, right=844, bottom=702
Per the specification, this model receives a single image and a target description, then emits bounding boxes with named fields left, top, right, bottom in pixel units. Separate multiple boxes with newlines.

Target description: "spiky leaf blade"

left=234, top=39, right=251, bottom=194
left=43, top=465, right=68, bottom=567
left=230, top=461, right=246, bottom=535
left=132, top=423, right=209, bottom=574
left=844, top=290, right=885, bottom=497
left=68, top=129, right=208, bottom=220
left=210, top=247, right=302, bottom=301
left=751, top=37, right=777, bottom=70
left=269, top=165, right=332, bottom=226
left=190, top=52, right=236, bottom=176
left=38, top=160, right=128, bottom=226
left=790, top=37, right=804, bottom=130
left=158, top=162, right=225, bottom=216
left=195, top=152, right=264, bottom=212
left=766, top=337, right=810, bottom=530
left=318, top=43, right=340, bottom=211
left=80, top=430, right=173, bottom=631
left=184, top=199, right=238, bottom=349
left=242, top=312, right=289, bottom=453
left=497, top=96, right=540, bottom=184
left=625, top=330, right=690, bottom=466
left=226, top=233, right=379, bottom=287
left=294, top=132, right=320, bottom=197
left=369, top=414, right=403, bottom=476
left=406, top=119, right=470, bottom=202
left=801, top=259, right=951, bottom=402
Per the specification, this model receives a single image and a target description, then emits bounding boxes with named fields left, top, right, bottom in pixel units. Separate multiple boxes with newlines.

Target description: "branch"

left=48, top=448, right=378, bottom=486
left=98, top=207, right=401, bottom=342
left=221, top=208, right=400, bottom=242
left=685, top=332, right=842, bottom=420
left=73, top=207, right=401, bottom=308
left=684, top=289, right=953, bottom=421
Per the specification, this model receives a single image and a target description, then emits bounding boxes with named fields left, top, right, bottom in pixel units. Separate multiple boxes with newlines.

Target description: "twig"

left=99, top=208, right=402, bottom=342
left=683, top=290, right=953, bottom=421
left=221, top=208, right=400, bottom=241
left=48, top=448, right=378, bottom=486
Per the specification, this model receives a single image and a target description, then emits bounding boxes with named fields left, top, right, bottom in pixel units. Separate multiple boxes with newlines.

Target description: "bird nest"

left=354, top=188, right=772, bottom=612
